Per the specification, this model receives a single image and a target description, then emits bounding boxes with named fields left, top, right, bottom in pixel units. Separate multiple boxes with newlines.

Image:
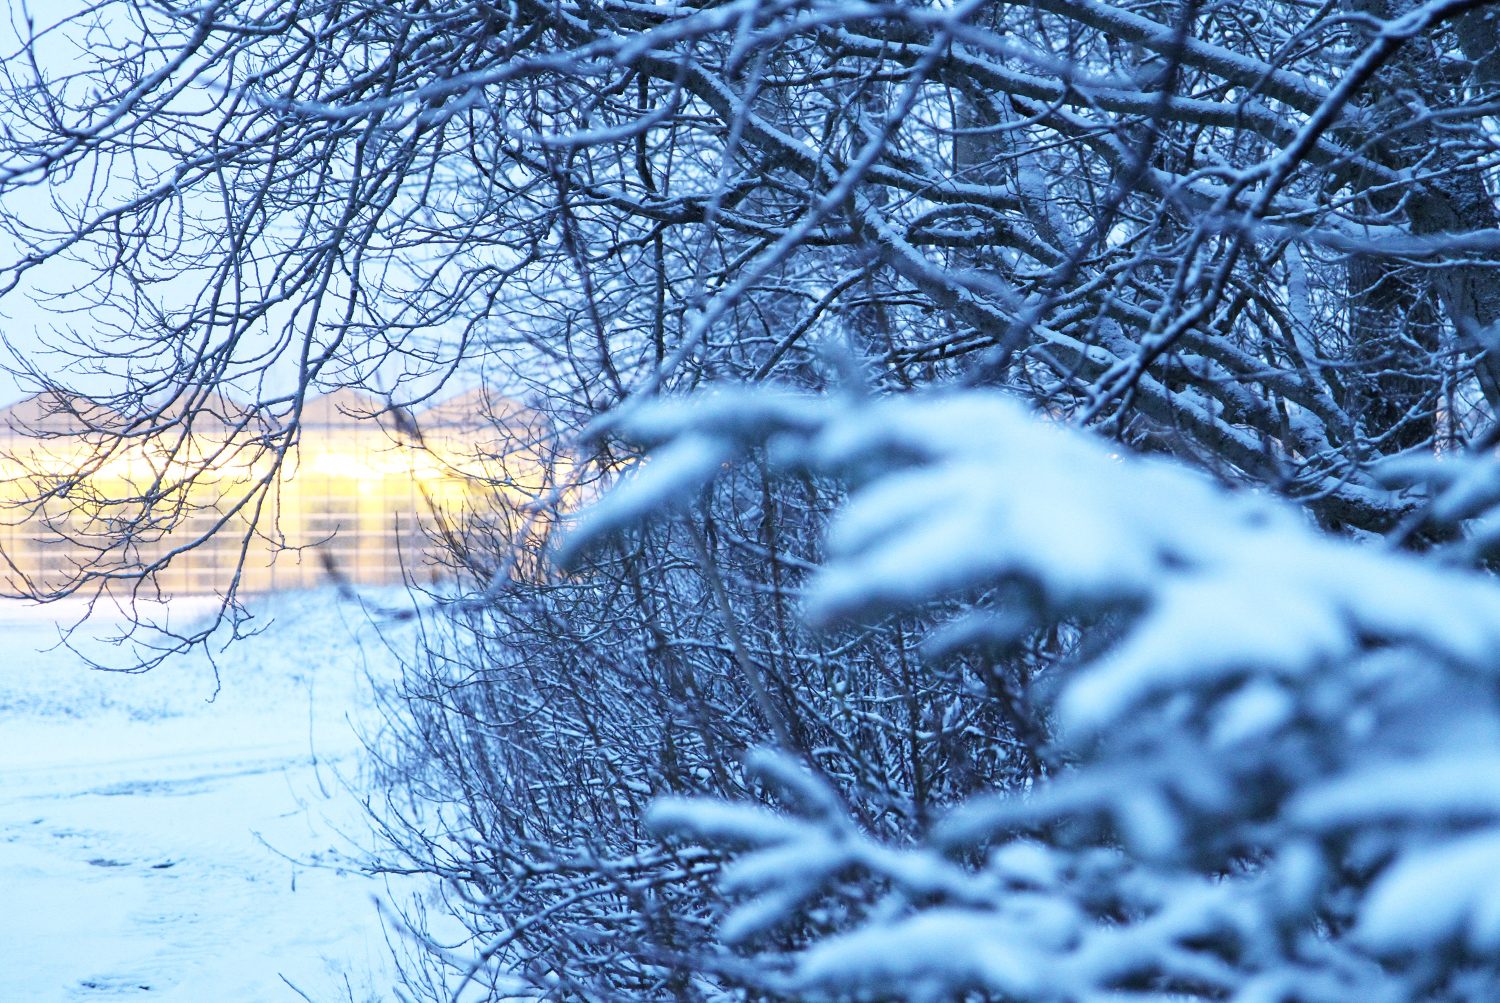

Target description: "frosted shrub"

left=571, top=388, right=1500, bottom=1002
left=371, top=409, right=1030, bottom=1000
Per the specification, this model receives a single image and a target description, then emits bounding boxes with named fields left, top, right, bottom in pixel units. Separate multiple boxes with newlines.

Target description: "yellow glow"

left=0, top=390, right=560, bottom=596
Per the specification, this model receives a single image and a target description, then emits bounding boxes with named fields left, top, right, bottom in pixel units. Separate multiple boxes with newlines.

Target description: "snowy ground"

left=0, top=588, right=420, bottom=1002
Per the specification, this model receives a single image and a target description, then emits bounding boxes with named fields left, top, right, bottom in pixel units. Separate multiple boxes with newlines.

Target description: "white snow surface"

left=0, top=588, right=419, bottom=1002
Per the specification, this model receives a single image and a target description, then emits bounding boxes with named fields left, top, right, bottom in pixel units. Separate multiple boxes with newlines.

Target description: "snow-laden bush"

left=569, top=387, right=1500, bottom=1002
left=369, top=419, right=1036, bottom=1000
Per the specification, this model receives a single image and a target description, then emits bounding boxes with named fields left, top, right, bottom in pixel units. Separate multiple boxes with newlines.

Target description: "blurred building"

left=0, top=387, right=555, bottom=596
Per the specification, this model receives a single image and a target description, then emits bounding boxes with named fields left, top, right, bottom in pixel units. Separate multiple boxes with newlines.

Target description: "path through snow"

left=0, top=589, right=418, bottom=1002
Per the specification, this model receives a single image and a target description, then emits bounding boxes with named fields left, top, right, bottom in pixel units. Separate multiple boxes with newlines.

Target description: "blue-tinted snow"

left=0, top=590, right=425, bottom=1002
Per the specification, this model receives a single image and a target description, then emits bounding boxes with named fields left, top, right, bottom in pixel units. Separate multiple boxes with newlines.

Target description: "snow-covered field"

left=0, top=589, right=418, bottom=1002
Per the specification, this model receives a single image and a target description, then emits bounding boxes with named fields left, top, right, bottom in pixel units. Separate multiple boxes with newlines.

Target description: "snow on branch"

left=572, top=386, right=1500, bottom=999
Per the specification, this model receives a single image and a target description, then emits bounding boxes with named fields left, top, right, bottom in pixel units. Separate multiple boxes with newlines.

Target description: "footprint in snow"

left=73, top=975, right=153, bottom=994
